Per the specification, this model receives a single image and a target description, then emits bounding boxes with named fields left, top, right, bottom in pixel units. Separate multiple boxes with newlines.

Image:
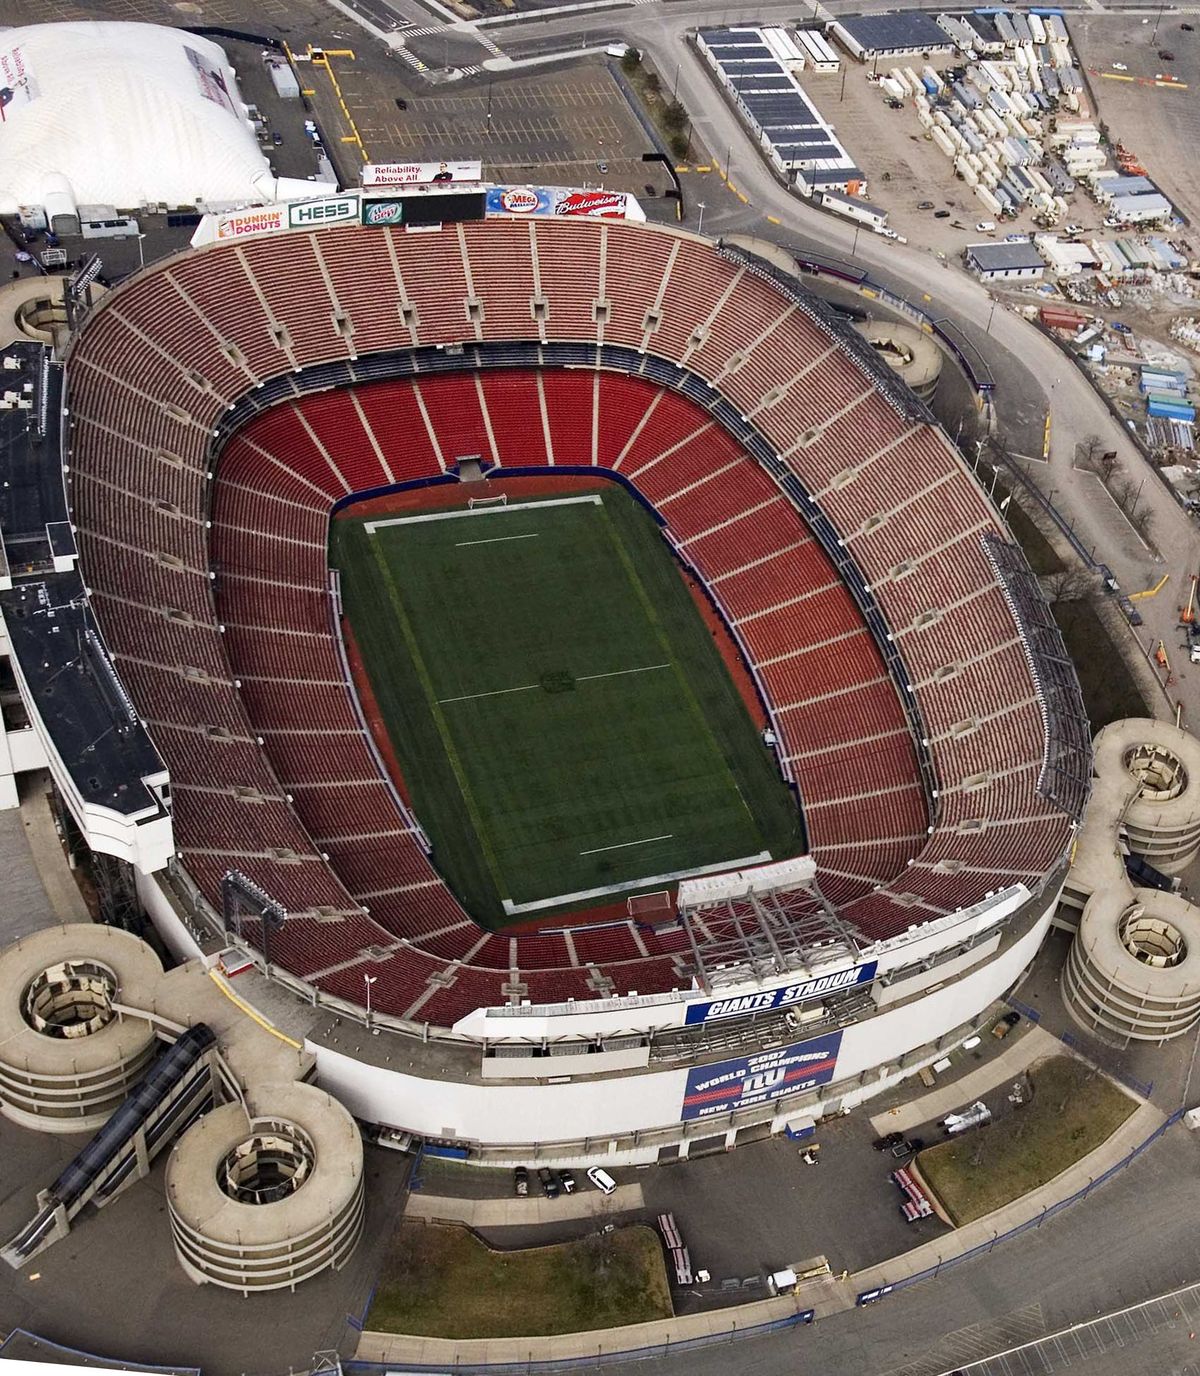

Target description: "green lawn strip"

left=364, top=530, right=512, bottom=894
left=333, top=520, right=506, bottom=918
left=915, top=1056, right=1138, bottom=1227
left=595, top=497, right=759, bottom=838
left=1053, top=599, right=1150, bottom=728
left=601, top=493, right=805, bottom=861
left=367, top=1220, right=673, bottom=1339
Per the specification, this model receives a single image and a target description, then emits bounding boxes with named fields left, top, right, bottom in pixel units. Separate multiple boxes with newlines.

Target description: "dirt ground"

left=1068, top=12, right=1200, bottom=227
left=793, top=59, right=1106, bottom=257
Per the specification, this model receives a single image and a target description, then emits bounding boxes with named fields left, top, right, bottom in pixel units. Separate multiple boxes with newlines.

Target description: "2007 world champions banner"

left=679, top=1029, right=843, bottom=1122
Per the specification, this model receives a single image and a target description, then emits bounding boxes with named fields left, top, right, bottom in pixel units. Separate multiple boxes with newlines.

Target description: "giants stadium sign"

left=683, top=961, right=878, bottom=1024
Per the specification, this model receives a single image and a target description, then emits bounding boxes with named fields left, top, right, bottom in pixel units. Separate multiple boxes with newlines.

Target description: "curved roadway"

left=490, top=0, right=1200, bottom=724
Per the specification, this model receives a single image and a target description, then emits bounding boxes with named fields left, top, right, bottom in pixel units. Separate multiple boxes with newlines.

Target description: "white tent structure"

left=0, top=21, right=319, bottom=217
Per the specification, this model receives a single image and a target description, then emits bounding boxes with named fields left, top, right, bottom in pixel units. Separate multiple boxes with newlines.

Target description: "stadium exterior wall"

left=306, top=889, right=1056, bottom=1163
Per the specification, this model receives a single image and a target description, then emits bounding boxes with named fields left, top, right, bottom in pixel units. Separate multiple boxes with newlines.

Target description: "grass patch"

left=916, top=1056, right=1137, bottom=1226
left=620, top=51, right=692, bottom=160
left=1002, top=499, right=1063, bottom=576
left=367, top=1220, right=673, bottom=1339
left=1054, top=599, right=1150, bottom=728
left=333, top=487, right=802, bottom=923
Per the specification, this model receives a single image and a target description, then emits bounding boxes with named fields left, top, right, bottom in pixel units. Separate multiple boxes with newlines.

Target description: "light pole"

left=136, top=233, right=146, bottom=271
left=696, top=200, right=707, bottom=235
left=364, top=973, right=377, bottom=1028
left=986, top=299, right=997, bottom=335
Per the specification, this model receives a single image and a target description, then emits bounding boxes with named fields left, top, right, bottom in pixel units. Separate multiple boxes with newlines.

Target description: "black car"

left=873, top=1130, right=905, bottom=1151
left=934, top=209, right=951, bottom=219
left=560, top=1169, right=577, bottom=1194
left=538, top=1166, right=560, bottom=1199
left=395, top=97, right=409, bottom=109
left=514, top=1165, right=529, bottom=1197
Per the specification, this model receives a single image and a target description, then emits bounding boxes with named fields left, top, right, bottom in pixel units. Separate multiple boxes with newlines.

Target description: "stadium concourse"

left=25, top=207, right=1092, bottom=1157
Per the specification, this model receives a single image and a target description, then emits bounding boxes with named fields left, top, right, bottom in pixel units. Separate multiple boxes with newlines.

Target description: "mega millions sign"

left=680, top=1030, right=843, bottom=1122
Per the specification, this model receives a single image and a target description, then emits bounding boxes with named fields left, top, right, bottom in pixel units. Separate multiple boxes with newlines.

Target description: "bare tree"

left=1042, top=568, right=1093, bottom=605
left=1076, top=433, right=1105, bottom=471
left=1112, top=475, right=1138, bottom=513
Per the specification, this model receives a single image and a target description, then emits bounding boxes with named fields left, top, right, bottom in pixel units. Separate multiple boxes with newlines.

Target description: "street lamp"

left=136, top=233, right=147, bottom=271
left=364, top=973, right=377, bottom=1028
left=696, top=200, right=707, bottom=235
left=986, top=299, right=997, bottom=335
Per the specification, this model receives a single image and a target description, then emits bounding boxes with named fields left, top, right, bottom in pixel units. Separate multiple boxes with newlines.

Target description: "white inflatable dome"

left=0, top=21, right=300, bottom=213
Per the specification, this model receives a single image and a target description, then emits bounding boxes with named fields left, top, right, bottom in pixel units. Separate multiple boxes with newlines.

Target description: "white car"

left=586, top=1166, right=617, bottom=1194
left=1064, top=224, right=1085, bottom=235
left=976, top=220, right=996, bottom=232
left=1112, top=61, right=1128, bottom=70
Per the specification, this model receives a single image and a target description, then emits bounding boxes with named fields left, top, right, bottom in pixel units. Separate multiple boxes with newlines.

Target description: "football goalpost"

left=468, top=493, right=508, bottom=511
left=627, top=890, right=673, bottom=920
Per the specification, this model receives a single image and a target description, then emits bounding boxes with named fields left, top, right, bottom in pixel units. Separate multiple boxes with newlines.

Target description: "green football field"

left=333, top=488, right=803, bottom=923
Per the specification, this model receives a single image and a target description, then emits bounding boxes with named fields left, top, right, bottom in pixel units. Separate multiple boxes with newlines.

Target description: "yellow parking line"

left=1100, top=72, right=1135, bottom=82
left=208, top=968, right=303, bottom=1050
left=695, top=163, right=712, bottom=172
left=767, top=214, right=782, bottom=225
left=312, top=48, right=369, bottom=163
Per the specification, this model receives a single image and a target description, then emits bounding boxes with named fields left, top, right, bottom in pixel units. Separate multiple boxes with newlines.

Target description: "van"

left=942, top=1100, right=991, bottom=1135
left=586, top=1166, right=617, bottom=1194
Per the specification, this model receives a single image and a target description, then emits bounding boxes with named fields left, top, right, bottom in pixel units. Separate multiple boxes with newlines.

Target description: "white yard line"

left=440, top=663, right=669, bottom=705
left=576, top=663, right=669, bottom=684
left=579, top=834, right=674, bottom=857
left=455, top=533, right=540, bottom=548
left=439, top=682, right=540, bottom=705
left=364, top=494, right=600, bottom=533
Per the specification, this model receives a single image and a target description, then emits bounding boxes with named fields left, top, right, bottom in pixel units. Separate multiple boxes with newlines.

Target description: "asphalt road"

left=591, top=1124, right=1200, bottom=1376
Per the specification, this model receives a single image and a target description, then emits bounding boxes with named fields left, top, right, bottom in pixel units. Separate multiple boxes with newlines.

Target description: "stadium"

left=0, top=198, right=1091, bottom=1184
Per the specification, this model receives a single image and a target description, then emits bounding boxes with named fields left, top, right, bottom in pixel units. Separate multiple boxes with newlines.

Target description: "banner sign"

left=361, top=198, right=405, bottom=227
left=683, top=961, right=877, bottom=1025
left=287, top=195, right=360, bottom=229
left=553, top=189, right=630, bottom=218
left=0, top=44, right=39, bottom=119
left=484, top=186, right=639, bottom=220
left=363, top=160, right=482, bottom=188
left=185, top=45, right=237, bottom=116
left=680, top=1030, right=843, bottom=1122
left=486, top=186, right=554, bottom=215
left=215, top=205, right=287, bottom=241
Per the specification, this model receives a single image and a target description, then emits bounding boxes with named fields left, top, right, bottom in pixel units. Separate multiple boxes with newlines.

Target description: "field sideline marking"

left=364, top=494, right=600, bottom=533
left=579, top=833, right=673, bottom=857
left=501, top=850, right=773, bottom=915
left=455, top=533, right=540, bottom=548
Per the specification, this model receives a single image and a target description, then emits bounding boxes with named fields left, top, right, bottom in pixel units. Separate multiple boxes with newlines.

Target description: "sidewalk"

left=354, top=1100, right=1171, bottom=1368
left=406, top=1182, right=644, bottom=1227
left=868, top=1025, right=1060, bottom=1135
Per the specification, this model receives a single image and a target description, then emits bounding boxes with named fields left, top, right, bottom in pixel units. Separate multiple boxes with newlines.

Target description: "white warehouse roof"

left=0, top=21, right=309, bottom=214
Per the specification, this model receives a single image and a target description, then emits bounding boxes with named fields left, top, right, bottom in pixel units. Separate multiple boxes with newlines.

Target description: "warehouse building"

left=697, top=27, right=865, bottom=194
left=966, top=241, right=1046, bottom=281
left=828, top=11, right=954, bottom=61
